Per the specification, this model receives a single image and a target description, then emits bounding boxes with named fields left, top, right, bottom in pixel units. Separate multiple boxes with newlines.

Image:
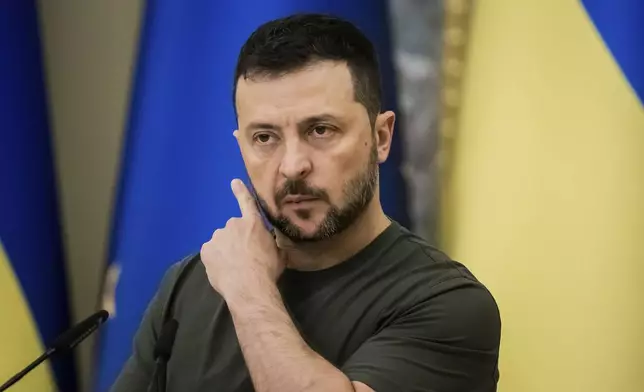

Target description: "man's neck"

left=274, top=202, right=392, bottom=272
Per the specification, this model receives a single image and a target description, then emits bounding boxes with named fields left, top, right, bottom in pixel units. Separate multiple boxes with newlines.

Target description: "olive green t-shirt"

left=110, top=221, right=501, bottom=391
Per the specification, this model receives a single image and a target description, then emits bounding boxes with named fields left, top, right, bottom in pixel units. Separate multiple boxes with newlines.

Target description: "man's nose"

left=278, top=140, right=312, bottom=180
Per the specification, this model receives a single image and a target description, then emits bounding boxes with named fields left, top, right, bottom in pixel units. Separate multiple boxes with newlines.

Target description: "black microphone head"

left=50, top=310, right=109, bottom=352
left=154, top=319, right=179, bottom=361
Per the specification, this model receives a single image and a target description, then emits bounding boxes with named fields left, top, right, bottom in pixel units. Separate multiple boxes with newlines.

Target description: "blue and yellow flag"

left=0, top=1, right=76, bottom=391
left=94, top=1, right=408, bottom=391
left=441, top=0, right=644, bottom=391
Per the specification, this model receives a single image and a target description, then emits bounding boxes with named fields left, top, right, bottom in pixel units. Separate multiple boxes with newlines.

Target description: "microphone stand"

left=0, top=349, right=53, bottom=392
left=147, top=318, right=178, bottom=392
left=0, top=310, right=109, bottom=392
left=147, top=356, right=169, bottom=392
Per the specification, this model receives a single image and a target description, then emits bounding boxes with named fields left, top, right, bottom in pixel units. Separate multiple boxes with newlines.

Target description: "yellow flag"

left=0, top=242, right=56, bottom=391
left=441, top=1, right=644, bottom=391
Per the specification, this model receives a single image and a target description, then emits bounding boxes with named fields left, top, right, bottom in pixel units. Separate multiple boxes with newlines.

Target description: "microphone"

left=0, top=310, right=109, bottom=392
left=147, top=318, right=179, bottom=392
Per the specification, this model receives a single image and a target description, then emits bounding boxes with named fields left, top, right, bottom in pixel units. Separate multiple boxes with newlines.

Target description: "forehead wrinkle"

left=244, top=101, right=352, bottom=130
left=236, top=61, right=357, bottom=115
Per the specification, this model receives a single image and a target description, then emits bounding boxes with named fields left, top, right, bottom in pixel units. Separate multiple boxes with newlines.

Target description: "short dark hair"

left=233, top=13, right=382, bottom=124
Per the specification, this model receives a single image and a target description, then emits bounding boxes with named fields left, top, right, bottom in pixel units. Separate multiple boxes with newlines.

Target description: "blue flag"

left=0, top=1, right=76, bottom=391
left=580, top=0, right=643, bottom=104
left=94, top=2, right=409, bottom=390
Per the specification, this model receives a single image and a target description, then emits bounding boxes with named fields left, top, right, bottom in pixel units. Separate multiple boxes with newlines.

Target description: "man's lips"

left=282, top=195, right=319, bottom=204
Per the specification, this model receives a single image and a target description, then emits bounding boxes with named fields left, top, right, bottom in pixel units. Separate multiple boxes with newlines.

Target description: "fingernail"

left=231, top=178, right=242, bottom=191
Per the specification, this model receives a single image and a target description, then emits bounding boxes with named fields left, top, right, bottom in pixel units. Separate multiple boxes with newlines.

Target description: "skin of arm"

left=225, top=276, right=373, bottom=392
left=200, top=180, right=375, bottom=392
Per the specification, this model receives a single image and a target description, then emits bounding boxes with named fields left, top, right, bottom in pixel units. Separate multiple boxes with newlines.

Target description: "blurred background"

left=1, top=0, right=642, bottom=391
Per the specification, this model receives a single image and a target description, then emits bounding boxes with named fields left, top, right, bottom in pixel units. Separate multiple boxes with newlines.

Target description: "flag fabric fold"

left=0, top=1, right=76, bottom=391
left=94, top=2, right=408, bottom=391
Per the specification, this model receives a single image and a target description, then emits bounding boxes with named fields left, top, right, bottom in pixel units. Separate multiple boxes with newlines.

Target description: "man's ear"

left=233, top=129, right=244, bottom=154
left=374, top=110, right=395, bottom=164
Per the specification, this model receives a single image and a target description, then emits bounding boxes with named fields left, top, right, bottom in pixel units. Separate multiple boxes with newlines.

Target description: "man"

left=110, top=13, right=501, bottom=392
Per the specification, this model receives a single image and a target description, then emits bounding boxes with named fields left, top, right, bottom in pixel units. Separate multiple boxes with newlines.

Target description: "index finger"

left=231, top=179, right=260, bottom=219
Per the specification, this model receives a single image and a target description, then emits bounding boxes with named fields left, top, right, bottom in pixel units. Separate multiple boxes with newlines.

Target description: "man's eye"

left=311, top=125, right=331, bottom=137
left=255, top=133, right=273, bottom=144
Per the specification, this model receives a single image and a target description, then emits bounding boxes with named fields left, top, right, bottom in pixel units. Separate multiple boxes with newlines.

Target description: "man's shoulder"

left=382, top=222, right=499, bottom=321
left=158, top=252, right=201, bottom=291
left=154, top=252, right=207, bottom=320
left=384, top=224, right=501, bottom=345
left=389, top=222, right=487, bottom=291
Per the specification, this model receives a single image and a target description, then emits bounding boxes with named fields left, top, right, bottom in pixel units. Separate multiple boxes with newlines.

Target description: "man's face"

left=234, top=61, right=393, bottom=242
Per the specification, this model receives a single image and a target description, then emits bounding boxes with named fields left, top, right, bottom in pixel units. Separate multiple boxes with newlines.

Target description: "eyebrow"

left=245, top=113, right=342, bottom=133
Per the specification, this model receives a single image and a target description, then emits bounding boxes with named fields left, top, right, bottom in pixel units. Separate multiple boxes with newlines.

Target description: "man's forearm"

left=224, top=278, right=355, bottom=392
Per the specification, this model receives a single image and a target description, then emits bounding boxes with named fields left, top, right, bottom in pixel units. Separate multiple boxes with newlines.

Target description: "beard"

left=253, top=144, right=379, bottom=243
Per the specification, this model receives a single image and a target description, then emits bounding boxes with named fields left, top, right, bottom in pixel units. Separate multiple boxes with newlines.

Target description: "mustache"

left=275, top=179, right=329, bottom=204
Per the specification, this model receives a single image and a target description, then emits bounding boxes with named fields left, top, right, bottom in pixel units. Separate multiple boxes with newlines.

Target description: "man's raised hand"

left=200, top=179, right=285, bottom=300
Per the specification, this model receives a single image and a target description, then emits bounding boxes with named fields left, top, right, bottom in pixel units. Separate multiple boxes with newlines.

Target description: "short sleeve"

left=108, top=260, right=185, bottom=392
left=342, top=279, right=501, bottom=392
